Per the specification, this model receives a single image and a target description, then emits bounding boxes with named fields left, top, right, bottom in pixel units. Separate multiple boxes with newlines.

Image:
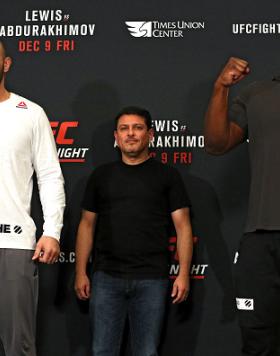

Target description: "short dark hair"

left=115, top=106, right=152, bottom=129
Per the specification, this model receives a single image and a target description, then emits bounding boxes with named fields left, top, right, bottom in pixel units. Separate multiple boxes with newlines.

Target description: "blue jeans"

left=90, top=271, right=169, bottom=356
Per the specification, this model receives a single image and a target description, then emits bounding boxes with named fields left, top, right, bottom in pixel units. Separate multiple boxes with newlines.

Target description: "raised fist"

left=216, top=57, right=250, bottom=87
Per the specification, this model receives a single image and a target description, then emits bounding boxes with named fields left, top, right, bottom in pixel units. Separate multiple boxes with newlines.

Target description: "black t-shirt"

left=82, top=158, right=190, bottom=278
left=229, top=77, right=280, bottom=232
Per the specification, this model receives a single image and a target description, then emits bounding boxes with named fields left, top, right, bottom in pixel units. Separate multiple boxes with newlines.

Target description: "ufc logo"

left=50, top=121, right=78, bottom=145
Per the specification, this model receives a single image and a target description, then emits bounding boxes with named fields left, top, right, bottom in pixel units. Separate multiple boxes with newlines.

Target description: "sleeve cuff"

left=42, top=230, right=61, bottom=242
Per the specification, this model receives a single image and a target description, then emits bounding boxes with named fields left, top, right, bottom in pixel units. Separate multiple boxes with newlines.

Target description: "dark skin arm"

left=204, top=57, right=250, bottom=154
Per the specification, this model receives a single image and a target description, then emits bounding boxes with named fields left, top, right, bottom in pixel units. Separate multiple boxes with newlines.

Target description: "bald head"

left=0, top=41, right=12, bottom=85
left=0, top=41, right=6, bottom=58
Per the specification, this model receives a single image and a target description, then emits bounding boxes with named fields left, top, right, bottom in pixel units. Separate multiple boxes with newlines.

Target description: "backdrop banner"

left=1, top=1, right=278, bottom=355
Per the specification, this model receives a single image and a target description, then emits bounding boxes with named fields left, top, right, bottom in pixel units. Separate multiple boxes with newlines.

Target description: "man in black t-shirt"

left=75, top=106, right=193, bottom=356
left=205, top=57, right=280, bottom=355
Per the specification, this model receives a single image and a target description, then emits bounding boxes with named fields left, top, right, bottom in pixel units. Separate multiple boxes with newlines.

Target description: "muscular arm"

left=204, top=57, right=249, bottom=154
left=75, top=210, right=97, bottom=300
left=171, top=207, right=193, bottom=304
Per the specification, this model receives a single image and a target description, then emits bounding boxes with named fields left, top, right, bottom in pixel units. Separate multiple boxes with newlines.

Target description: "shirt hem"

left=245, top=225, right=280, bottom=233
left=94, top=267, right=169, bottom=279
left=0, top=240, right=36, bottom=250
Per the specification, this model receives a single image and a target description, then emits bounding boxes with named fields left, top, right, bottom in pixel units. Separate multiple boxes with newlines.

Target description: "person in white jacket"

left=0, top=40, right=65, bottom=356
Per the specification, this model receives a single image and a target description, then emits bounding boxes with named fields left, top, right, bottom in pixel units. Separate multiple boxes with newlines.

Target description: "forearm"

left=204, top=82, right=230, bottom=153
left=75, top=221, right=94, bottom=276
left=171, top=208, right=192, bottom=303
left=38, top=174, right=65, bottom=240
left=176, top=225, right=193, bottom=277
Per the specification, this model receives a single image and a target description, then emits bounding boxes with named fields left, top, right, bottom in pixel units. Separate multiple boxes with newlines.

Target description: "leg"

left=90, top=271, right=127, bottom=356
left=0, top=249, right=38, bottom=356
left=240, top=326, right=278, bottom=356
left=128, top=278, right=169, bottom=356
left=235, top=232, right=280, bottom=356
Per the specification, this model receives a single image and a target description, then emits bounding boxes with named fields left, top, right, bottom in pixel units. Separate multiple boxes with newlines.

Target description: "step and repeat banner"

left=1, top=1, right=279, bottom=355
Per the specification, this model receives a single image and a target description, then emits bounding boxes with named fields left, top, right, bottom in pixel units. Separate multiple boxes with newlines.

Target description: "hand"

left=216, top=57, right=250, bottom=88
left=171, top=274, right=190, bottom=304
left=32, top=236, right=60, bottom=264
left=75, top=273, right=91, bottom=300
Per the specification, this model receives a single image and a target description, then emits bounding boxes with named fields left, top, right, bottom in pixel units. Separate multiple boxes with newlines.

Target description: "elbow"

left=205, top=144, right=227, bottom=155
left=204, top=137, right=228, bottom=155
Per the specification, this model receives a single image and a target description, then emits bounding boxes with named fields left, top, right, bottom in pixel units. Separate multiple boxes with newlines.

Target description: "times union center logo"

left=126, top=22, right=153, bottom=37
left=126, top=20, right=205, bottom=38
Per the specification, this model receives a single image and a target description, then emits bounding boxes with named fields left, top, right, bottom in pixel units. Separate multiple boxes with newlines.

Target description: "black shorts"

left=234, top=231, right=280, bottom=328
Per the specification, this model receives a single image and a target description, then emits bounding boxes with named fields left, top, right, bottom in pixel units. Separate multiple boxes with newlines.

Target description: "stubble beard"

left=122, top=145, right=149, bottom=159
left=0, top=66, right=4, bottom=84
